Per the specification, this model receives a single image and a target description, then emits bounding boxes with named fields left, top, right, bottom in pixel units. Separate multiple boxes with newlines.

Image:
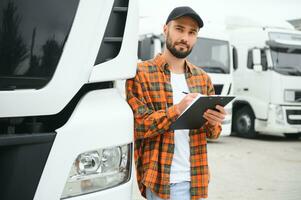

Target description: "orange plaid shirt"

left=126, top=54, right=221, bottom=200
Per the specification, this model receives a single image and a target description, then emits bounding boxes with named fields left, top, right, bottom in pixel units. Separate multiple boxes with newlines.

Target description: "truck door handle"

left=243, top=88, right=249, bottom=91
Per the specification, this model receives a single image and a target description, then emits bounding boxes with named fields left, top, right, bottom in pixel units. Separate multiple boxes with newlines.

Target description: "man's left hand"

left=203, top=105, right=226, bottom=126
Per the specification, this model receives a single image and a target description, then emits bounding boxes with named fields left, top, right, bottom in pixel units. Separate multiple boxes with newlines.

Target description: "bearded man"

left=126, top=6, right=226, bottom=200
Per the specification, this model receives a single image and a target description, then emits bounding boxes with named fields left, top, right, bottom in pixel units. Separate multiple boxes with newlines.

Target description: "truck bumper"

left=255, top=105, right=301, bottom=136
left=68, top=179, right=133, bottom=200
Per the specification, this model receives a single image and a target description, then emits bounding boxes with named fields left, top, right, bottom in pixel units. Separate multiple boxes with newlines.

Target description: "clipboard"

left=170, top=95, right=235, bottom=130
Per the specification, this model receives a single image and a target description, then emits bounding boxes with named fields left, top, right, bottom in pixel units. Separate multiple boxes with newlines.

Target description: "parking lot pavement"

left=132, top=135, right=301, bottom=200
left=207, top=135, right=301, bottom=200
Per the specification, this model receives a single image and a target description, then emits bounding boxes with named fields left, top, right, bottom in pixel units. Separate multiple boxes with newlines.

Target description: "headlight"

left=61, top=143, right=132, bottom=199
left=284, top=90, right=295, bottom=102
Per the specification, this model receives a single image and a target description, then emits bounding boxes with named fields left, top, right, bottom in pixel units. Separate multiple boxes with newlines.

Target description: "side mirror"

left=252, top=49, right=263, bottom=72
left=232, top=46, right=238, bottom=70
left=153, top=38, right=162, bottom=54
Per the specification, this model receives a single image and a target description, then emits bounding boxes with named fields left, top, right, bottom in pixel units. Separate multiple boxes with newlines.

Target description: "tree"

left=0, top=2, right=28, bottom=75
left=40, top=37, right=61, bottom=77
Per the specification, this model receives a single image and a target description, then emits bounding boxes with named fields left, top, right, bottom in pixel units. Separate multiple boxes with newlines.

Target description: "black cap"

left=166, top=6, right=204, bottom=28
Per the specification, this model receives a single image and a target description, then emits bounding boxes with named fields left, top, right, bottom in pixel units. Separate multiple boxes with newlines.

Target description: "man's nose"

left=180, top=32, right=189, bottom=43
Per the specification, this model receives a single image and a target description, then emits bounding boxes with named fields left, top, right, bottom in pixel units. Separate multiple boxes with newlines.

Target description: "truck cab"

left=0, top=0, right=138, bottom=199
left=227, top=20, right=301, bottom=138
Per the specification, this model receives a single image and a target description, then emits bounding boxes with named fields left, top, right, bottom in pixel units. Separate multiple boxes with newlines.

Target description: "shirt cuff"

left=166, top=105, right=180, bottom=123
left=205, top=122, right=222, bottom=139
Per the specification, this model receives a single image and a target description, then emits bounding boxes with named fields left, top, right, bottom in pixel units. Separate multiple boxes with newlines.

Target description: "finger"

left=185, top=96, right=196, bottom=104
left=205, top=111, right=225, bottom=121
left=216, top=105, right=227, bottom=115
left=204, top=115, right=222, bottom=124
left=204, top=112, right=224, bottom=123
left=189, top=93, right=199, bottom=98
left=206, top=109, right=225, bottom=119
left=203, top=115, right=217, bottom=125
left=184, top=94, right=195, bottom=100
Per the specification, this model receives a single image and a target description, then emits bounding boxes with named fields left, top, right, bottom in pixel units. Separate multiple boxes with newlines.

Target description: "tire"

left=233, top=106, right=257, bottom=138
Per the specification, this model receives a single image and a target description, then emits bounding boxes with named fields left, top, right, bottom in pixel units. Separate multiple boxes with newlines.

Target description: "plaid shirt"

left=126, top=54, right=221, bottom=200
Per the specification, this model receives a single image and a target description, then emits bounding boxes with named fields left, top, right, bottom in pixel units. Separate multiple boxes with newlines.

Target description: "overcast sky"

left=138, top=0, right=301, bottom=31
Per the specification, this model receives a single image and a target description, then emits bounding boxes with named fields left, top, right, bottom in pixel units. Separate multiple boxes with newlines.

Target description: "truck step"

left=103, top=37, right=123, bottom=43
left=113, top=7, right=128, bottom=12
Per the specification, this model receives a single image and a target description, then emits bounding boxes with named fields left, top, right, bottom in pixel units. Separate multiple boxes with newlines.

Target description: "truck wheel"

left=233, top=106, right=257, bottom=138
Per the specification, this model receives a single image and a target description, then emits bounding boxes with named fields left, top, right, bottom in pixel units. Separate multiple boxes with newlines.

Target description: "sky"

left=138, top=0, right=301, bottom=32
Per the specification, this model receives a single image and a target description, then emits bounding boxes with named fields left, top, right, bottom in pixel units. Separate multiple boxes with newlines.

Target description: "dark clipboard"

left=170, top=96, right=235, bottom=130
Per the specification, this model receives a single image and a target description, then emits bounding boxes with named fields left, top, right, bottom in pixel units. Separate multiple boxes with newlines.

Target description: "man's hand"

left=203, top=105, right=226, bottom=126
left=176, top=93, right=199, bottom=114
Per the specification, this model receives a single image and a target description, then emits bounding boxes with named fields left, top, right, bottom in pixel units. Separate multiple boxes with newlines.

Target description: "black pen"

left=182, top=91, right=189, bottom=94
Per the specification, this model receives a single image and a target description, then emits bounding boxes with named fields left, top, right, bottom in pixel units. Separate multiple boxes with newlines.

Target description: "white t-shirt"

left=170, top=72, right=191, bottom=183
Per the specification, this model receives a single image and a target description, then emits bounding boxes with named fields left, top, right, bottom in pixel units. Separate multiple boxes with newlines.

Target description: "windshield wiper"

left=274, top=66, right=301, bottom=76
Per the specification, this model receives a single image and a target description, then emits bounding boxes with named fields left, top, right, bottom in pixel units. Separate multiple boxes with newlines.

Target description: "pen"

left=182, top=91, right=189, bottom=94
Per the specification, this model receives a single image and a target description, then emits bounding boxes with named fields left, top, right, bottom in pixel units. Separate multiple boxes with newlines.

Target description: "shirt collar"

left=154, top=53, right=194, bottom=74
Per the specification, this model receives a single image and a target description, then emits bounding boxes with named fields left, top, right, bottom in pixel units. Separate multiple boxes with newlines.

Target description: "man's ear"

left=163, top=24, right=168, bottom=37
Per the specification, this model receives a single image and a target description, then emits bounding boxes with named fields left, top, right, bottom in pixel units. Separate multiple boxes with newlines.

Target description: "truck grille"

left=286, top=109, right=301, bottom=125
left=0, top=133, right=56, bottom=200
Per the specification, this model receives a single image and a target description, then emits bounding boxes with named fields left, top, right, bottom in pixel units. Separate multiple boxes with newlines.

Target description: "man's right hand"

left=175, top=93, right=199, bottom=114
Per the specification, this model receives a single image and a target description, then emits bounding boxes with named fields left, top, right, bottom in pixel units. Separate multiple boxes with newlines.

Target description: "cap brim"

left=173, top=13, right=204, bottom=28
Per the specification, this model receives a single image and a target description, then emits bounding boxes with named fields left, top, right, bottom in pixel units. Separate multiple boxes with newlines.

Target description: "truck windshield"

left=188, top=38, right=230, bottom=74
left=0, top=0, right=79, bottom=90
left=271, top=48, right=301, bottom=76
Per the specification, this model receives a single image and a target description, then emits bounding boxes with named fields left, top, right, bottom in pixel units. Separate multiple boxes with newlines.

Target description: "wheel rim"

left=237, top=114, right=252, bottom=134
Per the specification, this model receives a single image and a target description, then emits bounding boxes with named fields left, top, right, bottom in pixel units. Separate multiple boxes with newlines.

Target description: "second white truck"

left=227, top=18, right=301, bottom=138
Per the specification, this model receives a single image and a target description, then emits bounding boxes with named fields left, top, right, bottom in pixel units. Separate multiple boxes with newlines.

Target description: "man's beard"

left=166, top=33, right=193, bottom=59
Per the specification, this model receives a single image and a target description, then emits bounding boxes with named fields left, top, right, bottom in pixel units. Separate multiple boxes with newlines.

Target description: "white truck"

left=226, top=18, right=301, bottom=138
left=0, top=0, right=138, bottom=200
left=138, top=24, right=233, bottom=136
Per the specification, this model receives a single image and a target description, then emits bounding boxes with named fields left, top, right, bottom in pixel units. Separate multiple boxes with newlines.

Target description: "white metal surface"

left=0, top=0, right=138, bottom=118
left=228, top=20, right=301, bottom=135
left=34, top=89, right=134, bottom=200
left=89, top=0, right=138, bottom=82
left=67, top=181, right=133, bottom=200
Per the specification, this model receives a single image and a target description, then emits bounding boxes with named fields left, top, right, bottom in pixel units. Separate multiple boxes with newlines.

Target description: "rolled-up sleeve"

left=126, top=74, right=179, bottom=140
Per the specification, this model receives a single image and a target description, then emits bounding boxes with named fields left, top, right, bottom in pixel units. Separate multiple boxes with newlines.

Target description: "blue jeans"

left=146, top=181, right=204, bottom=200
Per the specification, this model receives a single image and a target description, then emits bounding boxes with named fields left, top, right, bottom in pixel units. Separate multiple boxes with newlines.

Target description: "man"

left=126, top=6, right=226, bottom=200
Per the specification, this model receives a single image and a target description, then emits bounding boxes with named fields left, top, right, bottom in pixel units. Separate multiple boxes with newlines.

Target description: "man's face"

left=164, top=16, right=199, bottom=59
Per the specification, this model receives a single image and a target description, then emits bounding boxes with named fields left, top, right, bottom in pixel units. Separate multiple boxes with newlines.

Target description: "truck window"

left=247, top=49, right=268, bottom=70
left=188, top=38, right=230, bottom=74
left=232, top=46, right=238, bottom=70
left=0, top=0, right=79, bottom=90
left=261, top=49, right=268, bottom=70
left=247, top=49, right=253, bottom=69
left=138, top=37, right=153, bottom=61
